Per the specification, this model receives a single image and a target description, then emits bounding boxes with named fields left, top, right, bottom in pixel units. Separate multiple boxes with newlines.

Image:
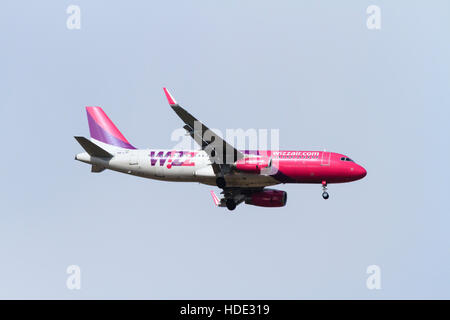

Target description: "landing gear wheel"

left=226, top=199, right=236, bottom=211
left=321, top=181, right=329, bottom=200
left=216, top=177, right=226, bottom=189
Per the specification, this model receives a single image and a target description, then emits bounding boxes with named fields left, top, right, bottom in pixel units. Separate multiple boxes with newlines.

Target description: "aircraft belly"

left=162, top=165, right=197, bottom=180
left=224, top=174, right=279, bottom=188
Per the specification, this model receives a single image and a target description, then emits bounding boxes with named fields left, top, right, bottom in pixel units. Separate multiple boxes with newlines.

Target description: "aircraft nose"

left=349, top=164, right=367, bottom=180
left=354, top=165, right=367, bottom=180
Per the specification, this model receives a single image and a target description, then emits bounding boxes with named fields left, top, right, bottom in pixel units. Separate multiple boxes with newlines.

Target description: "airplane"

left=74, top=88, right=367, bottom=211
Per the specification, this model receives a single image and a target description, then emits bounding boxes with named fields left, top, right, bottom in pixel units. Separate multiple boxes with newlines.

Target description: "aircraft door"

left=321, top=151, right=331, bottom=166
left=129, top=152, right=140, bottom=167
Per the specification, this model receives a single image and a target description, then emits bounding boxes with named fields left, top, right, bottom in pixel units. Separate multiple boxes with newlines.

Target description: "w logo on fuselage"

left=149, top=151, right=196, bottom=168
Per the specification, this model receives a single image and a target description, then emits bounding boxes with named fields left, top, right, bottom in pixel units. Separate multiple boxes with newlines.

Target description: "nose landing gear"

left=322, top=181, right=329, bottom=200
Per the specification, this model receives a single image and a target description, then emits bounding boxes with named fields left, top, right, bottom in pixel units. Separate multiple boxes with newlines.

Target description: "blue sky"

left=1, top=1, right=449, bottom=298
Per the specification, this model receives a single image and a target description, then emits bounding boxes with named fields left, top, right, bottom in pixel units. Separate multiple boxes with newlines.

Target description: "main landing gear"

left=216, top=177, right=226, bottom=189
left=226, top=198, right=236, bottom=211
left=322, top=181, right=329, bottom=200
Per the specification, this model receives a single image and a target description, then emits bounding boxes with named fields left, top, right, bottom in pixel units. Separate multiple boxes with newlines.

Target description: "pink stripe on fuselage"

left=86, top=107, right=131, bottom=144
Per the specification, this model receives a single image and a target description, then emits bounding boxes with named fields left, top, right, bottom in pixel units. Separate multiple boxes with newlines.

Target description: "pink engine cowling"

left=245, top=189, right=287, bottom=207
left=234, top=157, right=270, bottom=173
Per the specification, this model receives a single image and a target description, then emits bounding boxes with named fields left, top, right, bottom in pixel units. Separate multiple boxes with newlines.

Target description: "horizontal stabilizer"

left=74, top=136, right=113, bottom=158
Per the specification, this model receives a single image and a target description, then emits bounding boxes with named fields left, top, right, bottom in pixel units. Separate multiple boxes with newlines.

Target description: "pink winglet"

left=210, top=190, right=220, bottom=206
left=163, top=87, right=177, bottom=105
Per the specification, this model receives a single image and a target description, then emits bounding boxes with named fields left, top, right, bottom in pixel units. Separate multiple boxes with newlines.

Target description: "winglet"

left=210, top=190, right=220, bottom=207
left=163, top=88, right=177, bottom=106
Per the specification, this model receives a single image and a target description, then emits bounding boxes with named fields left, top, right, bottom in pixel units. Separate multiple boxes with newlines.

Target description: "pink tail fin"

left=86, top=107, right=135, bottom=149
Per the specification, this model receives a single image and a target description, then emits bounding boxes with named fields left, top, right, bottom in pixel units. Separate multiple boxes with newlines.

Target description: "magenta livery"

left=86, top=107, right=136, bottom=150
left=75, top=88, right=367, bottom=211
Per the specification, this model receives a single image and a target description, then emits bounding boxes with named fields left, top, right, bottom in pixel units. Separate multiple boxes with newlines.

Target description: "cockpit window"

left=340, top=157, right=354, bottom=162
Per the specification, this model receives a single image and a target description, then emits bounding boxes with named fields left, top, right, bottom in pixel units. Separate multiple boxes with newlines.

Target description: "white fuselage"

left=75, top=142, right=279, bottom=188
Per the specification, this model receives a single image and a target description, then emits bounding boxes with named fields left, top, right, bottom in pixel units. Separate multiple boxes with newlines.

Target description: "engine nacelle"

left=245, top=189, right=287, bottom=207
left=234, top=156, right=270, bottom=174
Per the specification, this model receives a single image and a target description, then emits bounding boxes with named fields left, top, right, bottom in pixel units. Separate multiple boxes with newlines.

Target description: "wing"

left=163, top=88, right=244, bottom=174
